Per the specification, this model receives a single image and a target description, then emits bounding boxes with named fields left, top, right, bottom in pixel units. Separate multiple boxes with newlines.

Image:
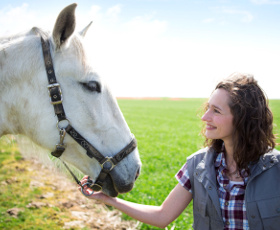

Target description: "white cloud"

left=0, top=3, right=37, bottom=35
left=89, top=5, right=102, bottom=18
left=123, top=14, right=168, bottom=38
left=106, top=4, right=122, bottom=18
left=0, top=3, right=59, bottom=36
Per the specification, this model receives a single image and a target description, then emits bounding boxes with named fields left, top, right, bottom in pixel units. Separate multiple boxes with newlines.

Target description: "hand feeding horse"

left=0, top=3, right=141, bottom=197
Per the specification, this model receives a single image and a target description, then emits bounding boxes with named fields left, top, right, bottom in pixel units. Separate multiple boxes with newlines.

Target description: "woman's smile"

left=205, top=124, right=216, bottom=130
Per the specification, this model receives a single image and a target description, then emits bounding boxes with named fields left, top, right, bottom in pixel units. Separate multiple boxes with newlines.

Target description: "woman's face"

left=201, top=88, right=234, bottom=145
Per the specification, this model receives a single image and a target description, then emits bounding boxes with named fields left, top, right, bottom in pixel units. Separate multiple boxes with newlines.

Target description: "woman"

left=79, top=73, right=280, bottom=230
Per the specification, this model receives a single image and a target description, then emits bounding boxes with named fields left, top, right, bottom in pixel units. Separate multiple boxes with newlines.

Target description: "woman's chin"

left=205, top=132, right=216, bottom=140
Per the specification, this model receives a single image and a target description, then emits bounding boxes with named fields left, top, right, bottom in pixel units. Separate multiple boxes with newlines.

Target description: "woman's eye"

left=80, top=81, right=101, bottom=93
left=214, top=109, right=220, bottom=114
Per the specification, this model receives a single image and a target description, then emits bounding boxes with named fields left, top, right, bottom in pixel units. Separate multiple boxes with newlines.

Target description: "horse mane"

left=30, top=27, right=50, bottom=39
left=0, top=27, right=49, bottom=45
left=0, top=25, right=88, bottom=75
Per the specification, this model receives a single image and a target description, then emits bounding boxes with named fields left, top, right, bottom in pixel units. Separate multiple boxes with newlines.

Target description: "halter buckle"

left=47, top=83, right=63, bottom=105
left=101, top=157, right=116, bottom=171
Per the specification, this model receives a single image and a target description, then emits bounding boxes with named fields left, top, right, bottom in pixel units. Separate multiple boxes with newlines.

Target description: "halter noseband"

left=40, top=35, right=137, bottom=194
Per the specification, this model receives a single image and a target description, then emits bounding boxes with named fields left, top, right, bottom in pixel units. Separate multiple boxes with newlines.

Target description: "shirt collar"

left=214, top=150, right=249, bottom=181
left=214, top=151, right=227, bottom=168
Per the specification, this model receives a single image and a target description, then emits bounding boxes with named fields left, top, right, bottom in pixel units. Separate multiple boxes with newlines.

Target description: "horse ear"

left=79, top=21, right=92, bottom=37
left=53, top=3, right=77, bottom=50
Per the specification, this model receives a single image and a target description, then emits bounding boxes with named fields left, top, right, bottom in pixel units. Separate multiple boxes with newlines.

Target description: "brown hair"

left=203, top=72, right=276, bottom=169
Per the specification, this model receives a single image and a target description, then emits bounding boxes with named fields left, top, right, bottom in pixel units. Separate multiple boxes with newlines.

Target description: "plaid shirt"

left=176, top=152, right=250, bottom=230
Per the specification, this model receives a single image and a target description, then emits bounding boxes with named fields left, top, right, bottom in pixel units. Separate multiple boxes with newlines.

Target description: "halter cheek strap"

left=66, top=125, right=137, bottom=191
left=40, top=35, right=137, bottom=193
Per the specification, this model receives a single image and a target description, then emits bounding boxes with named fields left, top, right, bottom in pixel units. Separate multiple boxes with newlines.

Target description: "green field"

left=0, top=98, right=279, bottom=229
left=117, top=98, right=280, bottom=230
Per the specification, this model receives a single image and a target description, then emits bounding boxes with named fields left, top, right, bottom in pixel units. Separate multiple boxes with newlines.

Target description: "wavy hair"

left=203, top=73, right=276, bottom=170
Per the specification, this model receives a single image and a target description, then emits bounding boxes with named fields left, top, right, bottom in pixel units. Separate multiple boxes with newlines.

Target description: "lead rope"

left=55, top=128, right=94, bottom=196
left=60, top=159, right=94, bottom=196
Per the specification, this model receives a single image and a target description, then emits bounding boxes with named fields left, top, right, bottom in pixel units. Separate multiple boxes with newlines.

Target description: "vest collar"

left=249, top=150, right=280, bottom=179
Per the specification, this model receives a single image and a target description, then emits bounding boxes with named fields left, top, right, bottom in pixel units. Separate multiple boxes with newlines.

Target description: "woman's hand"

left=78, top=175, right=111, bottom=203
left=78, top=176, right=192, bottom=228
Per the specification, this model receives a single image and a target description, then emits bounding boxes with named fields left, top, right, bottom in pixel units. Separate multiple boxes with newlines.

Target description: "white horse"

left=0, top=3, right=141, bottom=197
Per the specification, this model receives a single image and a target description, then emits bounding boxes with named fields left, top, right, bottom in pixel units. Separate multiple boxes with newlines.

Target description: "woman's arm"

left=80, top=177, right=193, bottom=229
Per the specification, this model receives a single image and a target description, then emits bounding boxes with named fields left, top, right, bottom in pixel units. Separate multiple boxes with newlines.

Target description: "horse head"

left=0, top=3, right=141, bottom=197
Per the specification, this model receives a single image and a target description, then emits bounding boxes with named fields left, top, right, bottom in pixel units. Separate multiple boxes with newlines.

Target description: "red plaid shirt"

left=176, top=152, right=250, bottom=230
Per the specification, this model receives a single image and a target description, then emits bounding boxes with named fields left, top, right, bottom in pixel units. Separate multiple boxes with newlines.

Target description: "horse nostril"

left=135, top=167, right=140, bottom=180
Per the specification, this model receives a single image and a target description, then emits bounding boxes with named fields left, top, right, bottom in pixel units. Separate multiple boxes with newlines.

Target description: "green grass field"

left=117, top=98, right=280, bottom=230
left=0, top=98, right=279, bottom=229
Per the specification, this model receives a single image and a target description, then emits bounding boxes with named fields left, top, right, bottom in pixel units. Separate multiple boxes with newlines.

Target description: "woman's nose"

left=201, top=110, right=211, bottom=122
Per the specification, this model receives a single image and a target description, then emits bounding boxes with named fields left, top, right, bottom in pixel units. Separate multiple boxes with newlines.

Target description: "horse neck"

left=0, top=32, right=46, bottom=136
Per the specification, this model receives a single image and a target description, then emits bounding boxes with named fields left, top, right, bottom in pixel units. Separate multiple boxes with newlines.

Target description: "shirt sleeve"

left=175, top=161, right=192, bottom=193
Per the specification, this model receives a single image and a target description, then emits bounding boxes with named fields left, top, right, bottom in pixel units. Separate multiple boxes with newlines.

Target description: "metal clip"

left=51, top=129, right=67, bottom=158
left=81, top=177, right=95, bottom=196
left=51, top=128, right=67, bottom=158
left=81, top=182, right=95, bottom=196
left=58, top=128, right=66, bottom=147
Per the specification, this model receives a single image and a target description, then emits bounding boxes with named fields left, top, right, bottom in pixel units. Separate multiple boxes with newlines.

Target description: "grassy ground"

left=117, top=98, right=280, bottom=230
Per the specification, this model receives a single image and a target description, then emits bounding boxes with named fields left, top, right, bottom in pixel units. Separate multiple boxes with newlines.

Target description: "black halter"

left=40, top=35, right=137, bottom=193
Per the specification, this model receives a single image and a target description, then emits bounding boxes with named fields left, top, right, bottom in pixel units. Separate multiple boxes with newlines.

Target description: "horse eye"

left=80, top=81, right=101, bottom=93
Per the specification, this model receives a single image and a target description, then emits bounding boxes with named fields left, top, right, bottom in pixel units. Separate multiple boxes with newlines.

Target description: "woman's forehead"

left=208, top=89, right=231, bottom=110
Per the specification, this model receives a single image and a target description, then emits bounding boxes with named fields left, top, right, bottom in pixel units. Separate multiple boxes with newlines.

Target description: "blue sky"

left=1, top=0, right=280, bottom=98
